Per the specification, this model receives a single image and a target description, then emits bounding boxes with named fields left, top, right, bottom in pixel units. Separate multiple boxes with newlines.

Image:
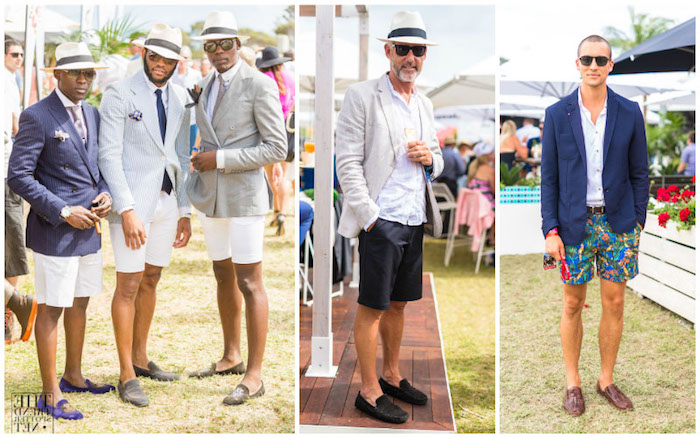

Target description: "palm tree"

left=604, top=7, right=674, bottom=54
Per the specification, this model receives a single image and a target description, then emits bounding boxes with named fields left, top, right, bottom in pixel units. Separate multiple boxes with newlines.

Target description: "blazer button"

left=93, top=184, right=97, bottom=189
left=230, top=127, right=235, bottom=131
left=64, top=164, right=70, bottom=169
left=72, top=187, right=78, bottom=193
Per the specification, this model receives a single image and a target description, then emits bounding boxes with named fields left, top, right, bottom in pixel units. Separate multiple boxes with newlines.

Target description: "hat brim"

left=192, top=33, right=250, bottom=42
left=256, top=56, right=292, bottom=69
left=377, top=36, right=437, bottom=46
left=133, top=41, right=184, bottom=61
left=41, top=61, right=109, bottom=72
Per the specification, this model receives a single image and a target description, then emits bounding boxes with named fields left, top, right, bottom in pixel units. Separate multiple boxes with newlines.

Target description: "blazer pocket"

left=558, top=133, right=578, bottom=160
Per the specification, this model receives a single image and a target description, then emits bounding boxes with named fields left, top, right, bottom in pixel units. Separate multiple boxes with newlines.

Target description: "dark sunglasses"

left=203, top=39, right=236, bottom=53
left=61, top=69, right=97, bottom=80
left=579, top=55, right=610, bottom=67
left=147, top=50, right=178, bottom=66
left=393, top=44, right=426, bottom=57
left=9, top=52, right=24, bottom=58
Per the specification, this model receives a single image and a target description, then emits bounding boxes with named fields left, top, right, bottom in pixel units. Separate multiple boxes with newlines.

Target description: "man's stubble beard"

left=391, top=58, right=420, bottom=83
left=144, top=58, right=177, bottom=87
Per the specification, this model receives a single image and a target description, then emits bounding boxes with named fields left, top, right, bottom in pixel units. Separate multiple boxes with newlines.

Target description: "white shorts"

left=198, top=214, right=265, bottom=264
left=34, top=251, right=102, bottom=308
left=111, top=191, right=178, bottom=273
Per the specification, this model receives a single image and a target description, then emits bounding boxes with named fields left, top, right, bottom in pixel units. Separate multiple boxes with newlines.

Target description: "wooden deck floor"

left=300, top=273, right=455, bottom=432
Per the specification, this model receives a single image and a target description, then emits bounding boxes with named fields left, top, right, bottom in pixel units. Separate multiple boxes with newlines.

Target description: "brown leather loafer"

left=563, top=386, right=585, bottom=416
left=597, top=382, right=633, bottom=410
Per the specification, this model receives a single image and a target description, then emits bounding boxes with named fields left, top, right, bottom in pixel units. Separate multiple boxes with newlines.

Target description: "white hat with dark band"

left=377, top=11, right=437, bottom=46
left=41, top=42, right=108, bottom=71
left=193, top=11, right=250, bottom=42
left=133, top=23, right=185, bottom=61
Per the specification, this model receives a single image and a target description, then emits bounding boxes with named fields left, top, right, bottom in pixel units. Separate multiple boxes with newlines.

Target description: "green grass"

left=500, top=254, right=695, bottom=433
left=5, top=211, right=295, bottom=433
left=424, top=238, right=495, bottom=433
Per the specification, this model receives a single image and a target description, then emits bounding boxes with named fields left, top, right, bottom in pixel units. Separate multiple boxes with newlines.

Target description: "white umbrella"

left=500, top=79, right=676, bottom=100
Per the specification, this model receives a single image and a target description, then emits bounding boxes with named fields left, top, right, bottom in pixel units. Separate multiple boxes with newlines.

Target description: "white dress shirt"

left=516, top=123, right=541, bottom=145
left=205, top=58, right=243, bottom=169
left=367, top=74, right=427, bottom=229
left=578, top=87, right=607, bottom=207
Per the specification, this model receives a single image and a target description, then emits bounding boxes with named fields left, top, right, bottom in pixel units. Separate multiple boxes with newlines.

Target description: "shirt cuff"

left=364, top=212, right=379, bottom=231
left=118, top=205, right=134, bottom=215
left=216, top=149, right=225, bottom=169
left=179, top=206, right=192, bottom=218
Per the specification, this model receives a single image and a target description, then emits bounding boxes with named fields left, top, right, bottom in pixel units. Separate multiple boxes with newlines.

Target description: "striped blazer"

left=7, top=91, right=109, bottom=257
left=98, top=72, right=190, bottom=224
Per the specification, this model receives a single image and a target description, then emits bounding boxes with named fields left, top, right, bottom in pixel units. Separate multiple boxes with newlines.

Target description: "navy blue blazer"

left=7, top=91, right=109, bottom=257
left=540, top=87, right=649, bottom=246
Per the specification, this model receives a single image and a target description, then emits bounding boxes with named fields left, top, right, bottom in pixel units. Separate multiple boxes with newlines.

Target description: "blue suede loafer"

left=37, top=397, right=83, bottom=420
left=59, top=377, right=115, bottom=394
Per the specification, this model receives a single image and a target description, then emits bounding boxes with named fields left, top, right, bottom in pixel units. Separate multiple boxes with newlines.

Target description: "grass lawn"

left=424, top=237, right=495, bottom=433
left=500, top=253, right=695, bottom=433
left=5, top=211, right=295, bottom=433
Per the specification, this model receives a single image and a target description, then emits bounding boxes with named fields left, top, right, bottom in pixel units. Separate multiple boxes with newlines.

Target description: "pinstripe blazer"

left=335, top=73, right=444, bottom=239
left=98, top=72, right=190, bottom=224
left=186, top=62, right=287, bottom=218
left=7, top=91, right=109, bottom=257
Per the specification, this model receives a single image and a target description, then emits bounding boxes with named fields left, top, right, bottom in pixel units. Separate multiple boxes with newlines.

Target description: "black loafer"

left=354, top=392, right=408, bottom=424
left=133, top=361, right=180, bottom=382
left=379, top=378, right=428, bottom=405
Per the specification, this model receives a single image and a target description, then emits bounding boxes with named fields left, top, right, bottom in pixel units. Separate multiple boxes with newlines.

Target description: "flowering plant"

left=649, top=180, right=695, bottom=230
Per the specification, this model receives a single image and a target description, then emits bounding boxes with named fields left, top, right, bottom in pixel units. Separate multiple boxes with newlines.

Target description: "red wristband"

left=546, top=228, right=558, bottom=238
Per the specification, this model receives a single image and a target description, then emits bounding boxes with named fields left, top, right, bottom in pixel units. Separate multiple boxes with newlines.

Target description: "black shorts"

left=357, top=218, right=424, bottom=310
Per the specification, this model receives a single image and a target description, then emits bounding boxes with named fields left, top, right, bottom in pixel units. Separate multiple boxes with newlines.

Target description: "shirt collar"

left=55, top=86, right=81, bottom=108
left=143, top=69, right=169, bottom=95
left=577, top=87, right=607, bottom=115
left=215, top=57, right=242, bottom=85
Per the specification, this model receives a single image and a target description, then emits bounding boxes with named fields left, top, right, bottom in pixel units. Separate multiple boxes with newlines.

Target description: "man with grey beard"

left=335, top=11, right=443, bottom=424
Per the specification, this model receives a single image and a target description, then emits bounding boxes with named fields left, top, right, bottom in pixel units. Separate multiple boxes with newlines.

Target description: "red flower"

left=681, top=190, right=695, bottom=201
left=667, top=184, right=679, bottom=193
left=679, top=208, right=691, bottom=222
left=671, top=194, right=680, bottom=203
left=656, top=188, right=671, bottom=202
left=658, top=212, right=671, bottom=228
left=692, top=175, right=695, bottom=183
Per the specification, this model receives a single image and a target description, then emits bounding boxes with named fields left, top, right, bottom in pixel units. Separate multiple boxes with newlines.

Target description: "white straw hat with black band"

left=133, top=23, right=185, bottom=61
left=41, top=42, right=108, bottom=71
left=192, top=11, right=250, bottom=42
left=377, top=11, right=437, bottom=46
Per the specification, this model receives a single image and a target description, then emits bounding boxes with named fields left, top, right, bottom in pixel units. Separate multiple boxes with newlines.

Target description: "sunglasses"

left=9, top=52, right=24, bottom=59
left=147, top=50, right=178, bottom=66
left=579, top=55, right=610, bottom=67
left=203, top=39, right=236, bottom=53
left=60, top=69, right=97, bottom=80
left=393, top=44, right=426, bottom=57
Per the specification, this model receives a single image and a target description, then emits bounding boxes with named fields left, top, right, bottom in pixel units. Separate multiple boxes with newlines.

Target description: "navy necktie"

left=155, top=89, right=173, bottom=194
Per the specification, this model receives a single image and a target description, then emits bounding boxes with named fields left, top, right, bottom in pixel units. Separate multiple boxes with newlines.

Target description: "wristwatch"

left=60, top=206, right=71, bottom=220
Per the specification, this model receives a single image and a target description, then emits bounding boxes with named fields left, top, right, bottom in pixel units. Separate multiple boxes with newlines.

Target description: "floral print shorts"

left=563, top=213, right=640, bottom=285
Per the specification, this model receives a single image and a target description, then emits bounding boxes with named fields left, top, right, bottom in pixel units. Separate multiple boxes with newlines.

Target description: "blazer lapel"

left=197, top=73, right=219, bottom=149
left=46, top=92, right=92, bottom=173
left=130, top=74, right=165, bottom=152
left=602, top=87, right=618, bottom=166
left=376, top=74, right=400, bottom=158
left=164, top=85, right=184, bottom=148
left=82, top=105, right=99, bottom=182
left=212, top=63, right=250, bottom=131
left=566, top=91, right=587, bottom=172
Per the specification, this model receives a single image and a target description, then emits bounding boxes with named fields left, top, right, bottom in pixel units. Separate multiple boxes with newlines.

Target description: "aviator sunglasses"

left=203, top=39, right=236, bottom=53
left=579, top=55, right=610, bottom=67
left=393, top=44, right=427, bottom=57
left=60, top=69, right=97, bottom=80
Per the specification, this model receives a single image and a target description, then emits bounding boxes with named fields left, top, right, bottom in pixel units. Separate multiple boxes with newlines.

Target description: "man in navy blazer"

left=541, top=35, right=649, bottom=416
left=8, top=42, right=115, bottom=420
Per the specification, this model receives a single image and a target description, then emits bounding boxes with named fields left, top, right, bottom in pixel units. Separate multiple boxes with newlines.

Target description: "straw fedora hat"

left=377, top=11, right=437, bottom=46
left=192, top=11, right=250, bottom=42
left=133, top=23, right=185, bottom=61
left=41, top=42, right=107, bottom=72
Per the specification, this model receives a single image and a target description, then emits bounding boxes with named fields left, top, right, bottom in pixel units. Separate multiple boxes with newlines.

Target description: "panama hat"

left=377, top=11, right=437, bottom=46
left=193, top=11, right=250, bottom=42
left=256, top=46, right=291, bottom=69
left=133, top=23, right=184, bottom=61
left=41, top=42, right=107, bottom=72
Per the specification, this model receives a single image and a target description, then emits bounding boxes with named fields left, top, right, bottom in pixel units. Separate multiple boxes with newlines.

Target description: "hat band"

left=201, top=26, right=238, bottom=37
left=387, top=27, right=427, bottom=40
left=145, top=38, right=181, bottom=54
left=56, top=55, right=95, bottom=67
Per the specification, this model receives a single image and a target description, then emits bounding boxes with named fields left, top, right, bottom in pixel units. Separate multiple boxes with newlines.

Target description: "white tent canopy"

left=426, top=55, right=496, bottom=108
left=434, top=104, right=495, bottom=144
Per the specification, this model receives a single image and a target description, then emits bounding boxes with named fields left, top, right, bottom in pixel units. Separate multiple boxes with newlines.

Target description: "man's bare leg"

left=35, top=304, right=64, bottom=402
left=379, top=300, right=407, bottom=386
left=233, top=262, right=267, bottom=392
left=212, top=259, right=243, bottom=369
left=132, top=264, right=163, bottom=369
left=598, top=278, right=626, bottom=388
left=561, top=283, right=587, bottom=388
left=112, top=271, right=144, bottom=383
left=63, top=297, right=90, bottom=386
left=354, top=304, right=384, bottom=405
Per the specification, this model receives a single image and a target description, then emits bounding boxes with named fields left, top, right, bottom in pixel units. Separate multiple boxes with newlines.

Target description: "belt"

left=586, top=206, right=606, bottom=214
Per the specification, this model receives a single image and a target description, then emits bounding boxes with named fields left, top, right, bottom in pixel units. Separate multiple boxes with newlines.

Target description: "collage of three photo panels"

left=3, top=0, right=697, bottom=434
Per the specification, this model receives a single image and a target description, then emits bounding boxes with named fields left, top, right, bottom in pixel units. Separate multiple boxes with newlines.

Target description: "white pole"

left=305, top=5, right=337, bottom=378
left=22, top=5, right=36, bottom=110
left=34, top=8, right=45, bottom=101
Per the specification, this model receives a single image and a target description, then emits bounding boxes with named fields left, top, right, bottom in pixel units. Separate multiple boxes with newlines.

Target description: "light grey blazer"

left=186, top=61, right=287, bottom=218
left=98, top=72, right=191, bottom=224
left=335, top=73, right=444, bottom=239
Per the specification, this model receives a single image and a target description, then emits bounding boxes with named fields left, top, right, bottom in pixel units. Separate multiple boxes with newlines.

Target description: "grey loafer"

left=223, top=381, right=265, bottom=405
left=189, top=362, right=246, bottom=379
left=134, top=361, right=180, bottom=382
left=118, top=379, right=148, bottom=407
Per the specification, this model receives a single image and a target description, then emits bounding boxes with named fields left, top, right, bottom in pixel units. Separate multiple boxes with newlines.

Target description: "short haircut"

left=523, top=118, right=534, bottom=125
left=577, top=35, right=611, bottom=58
left=5, top=39, right=22, bottom=55
left=689, top=131, right=695, bottom=143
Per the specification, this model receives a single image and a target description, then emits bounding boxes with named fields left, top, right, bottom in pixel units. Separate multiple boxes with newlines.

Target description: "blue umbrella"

left=612, top=17, right=695, bottom=74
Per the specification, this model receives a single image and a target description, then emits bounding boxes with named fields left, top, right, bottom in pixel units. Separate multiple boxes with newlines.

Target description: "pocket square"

left=128, top=110, right=143, bottom=121
left=53, top=130, right=70, bottom=141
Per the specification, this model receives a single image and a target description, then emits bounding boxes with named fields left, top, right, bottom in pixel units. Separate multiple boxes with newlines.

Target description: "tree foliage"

left=604, top=7, right=674, bottom=53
